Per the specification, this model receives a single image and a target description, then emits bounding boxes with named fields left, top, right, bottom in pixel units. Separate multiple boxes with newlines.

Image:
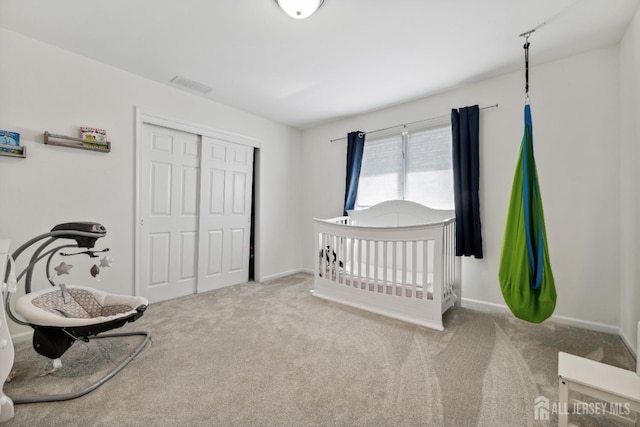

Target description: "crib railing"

left=314, top=216, right=457, bottom=310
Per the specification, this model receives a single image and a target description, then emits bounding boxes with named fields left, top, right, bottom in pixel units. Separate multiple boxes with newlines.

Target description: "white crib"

left=313, top=200, right=460, bottom=331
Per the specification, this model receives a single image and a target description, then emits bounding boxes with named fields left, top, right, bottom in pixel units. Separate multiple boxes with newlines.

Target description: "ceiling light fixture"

left=275, top=0, right=324, bottom=19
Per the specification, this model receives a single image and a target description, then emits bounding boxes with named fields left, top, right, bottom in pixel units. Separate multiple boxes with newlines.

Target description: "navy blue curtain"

left=343, top=131, right=365, bottom=216
left=451, top=105, right=483, bottom=258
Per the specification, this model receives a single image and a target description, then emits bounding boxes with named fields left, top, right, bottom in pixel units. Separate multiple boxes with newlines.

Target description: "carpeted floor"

left=4, top=273, right=636, bottom=426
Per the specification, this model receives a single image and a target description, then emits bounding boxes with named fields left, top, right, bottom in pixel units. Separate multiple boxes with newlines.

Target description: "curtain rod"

left=330, top=104, right=499, bottom=143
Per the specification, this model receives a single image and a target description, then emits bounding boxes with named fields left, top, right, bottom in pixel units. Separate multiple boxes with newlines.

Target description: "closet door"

left=140, top=124, right=200, bottom=303
left=197, top=136, right=254, bottom=293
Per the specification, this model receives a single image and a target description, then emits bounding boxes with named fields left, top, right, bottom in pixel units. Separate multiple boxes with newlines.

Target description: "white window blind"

left=356, top=134, right=403, bottom=207
left=355, top=125, right=454, bottom=210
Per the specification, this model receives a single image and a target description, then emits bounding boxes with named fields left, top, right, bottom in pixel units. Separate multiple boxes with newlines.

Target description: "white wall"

left=3, top=23, right=636, bottom=342
left=0, top=29, right=303, bottom=335
left=302, top=46, right=622, bottom=328
left=619, top=7, right=640, bottom=353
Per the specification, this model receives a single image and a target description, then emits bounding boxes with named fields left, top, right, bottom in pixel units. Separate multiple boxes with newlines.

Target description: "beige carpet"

left=4, top=273, right=636, bottom=426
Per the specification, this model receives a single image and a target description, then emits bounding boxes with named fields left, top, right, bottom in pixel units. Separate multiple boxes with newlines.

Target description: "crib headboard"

left=347, top=200, right=454, bottom=227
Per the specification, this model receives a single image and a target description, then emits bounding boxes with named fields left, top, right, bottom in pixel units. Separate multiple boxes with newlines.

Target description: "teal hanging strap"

left=522, top=105, right=544, bottom=290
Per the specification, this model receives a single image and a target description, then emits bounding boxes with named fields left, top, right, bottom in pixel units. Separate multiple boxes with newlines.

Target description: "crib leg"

left=454, top=257, right=462, bottom=307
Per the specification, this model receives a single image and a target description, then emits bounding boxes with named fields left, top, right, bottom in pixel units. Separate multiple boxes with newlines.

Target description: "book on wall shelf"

left=0, top=130, right=26, bottom=158
left=80, top=127, right=108, bottom=149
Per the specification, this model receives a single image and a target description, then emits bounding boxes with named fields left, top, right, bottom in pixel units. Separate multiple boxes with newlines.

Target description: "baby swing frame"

left=3, top=222, right=150, bottom=403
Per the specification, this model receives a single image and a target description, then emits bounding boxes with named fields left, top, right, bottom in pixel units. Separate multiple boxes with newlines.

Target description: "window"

left=355, top=125, right=454, bottom=210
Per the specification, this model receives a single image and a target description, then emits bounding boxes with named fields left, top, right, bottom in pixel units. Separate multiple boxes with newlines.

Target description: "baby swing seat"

left=15, top=285, right=147, bottom=359
left=5, top=222, right=150, bottom=403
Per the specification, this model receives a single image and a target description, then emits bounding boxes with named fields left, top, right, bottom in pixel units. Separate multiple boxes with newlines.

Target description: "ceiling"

left=1, top=0, right=638, bottom=129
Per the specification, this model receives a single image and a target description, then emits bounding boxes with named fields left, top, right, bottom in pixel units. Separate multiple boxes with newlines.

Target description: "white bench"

left=558, top=322, right=640, bottom=426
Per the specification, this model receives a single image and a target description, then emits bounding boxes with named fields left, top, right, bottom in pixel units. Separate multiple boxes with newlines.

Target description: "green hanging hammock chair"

left=499, top=104, right=556, bottom=323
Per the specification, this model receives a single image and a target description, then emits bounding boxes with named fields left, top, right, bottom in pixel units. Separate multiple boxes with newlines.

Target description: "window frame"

left=354, top=123, right=453, bottom=210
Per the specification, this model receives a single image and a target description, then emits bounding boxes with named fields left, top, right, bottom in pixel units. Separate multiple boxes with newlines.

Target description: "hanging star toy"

left=54, top=262, right=73, bottom=275
left=99, top=255, right=113, bottom=268
left=50, top=261, right=73, bottom=281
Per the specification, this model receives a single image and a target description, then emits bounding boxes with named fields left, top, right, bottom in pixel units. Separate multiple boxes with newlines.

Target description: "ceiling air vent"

left=169, top=75, right=213, bottom=95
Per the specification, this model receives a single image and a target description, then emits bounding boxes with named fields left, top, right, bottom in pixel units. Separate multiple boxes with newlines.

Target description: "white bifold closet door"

left=140, top=124, right=253, bottom=303
left=197, top=136, right=253, bottom=293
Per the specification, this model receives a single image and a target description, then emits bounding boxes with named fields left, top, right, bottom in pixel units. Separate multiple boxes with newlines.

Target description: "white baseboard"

left=462, top=297, right=512, bottom=315
left=260, top=268, right=305, bottom=282
left=550, top=313, right=621, bottom=336
left=10, top=330, right=33, bottom=344
left=461, top=297, right=620, bottom=335
left=619, top=329, right=638, bottom=359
